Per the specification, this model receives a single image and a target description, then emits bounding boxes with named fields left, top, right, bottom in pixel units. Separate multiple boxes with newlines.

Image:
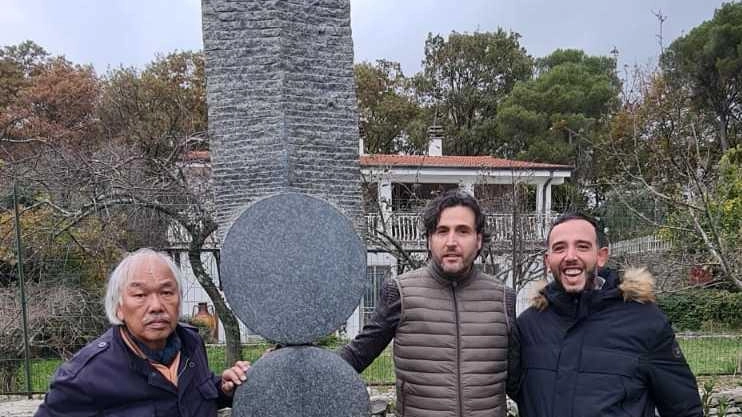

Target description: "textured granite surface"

left=201, top=0, right=363, bottom=241
left=221, top=192, right=366, bottom=344
left=232, top=346, right=369, bottom=417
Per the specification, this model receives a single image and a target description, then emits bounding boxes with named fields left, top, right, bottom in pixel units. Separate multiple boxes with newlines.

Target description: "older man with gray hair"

left=36, top=248, right=249, bottom=417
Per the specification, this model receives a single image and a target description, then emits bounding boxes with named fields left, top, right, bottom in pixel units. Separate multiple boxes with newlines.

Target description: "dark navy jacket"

left=507, top=270, right=702, bottom=417
left=35, top=324, right=231, bottom=417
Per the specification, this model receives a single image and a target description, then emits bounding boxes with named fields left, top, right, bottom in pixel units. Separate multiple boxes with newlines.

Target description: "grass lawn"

left=678, top=336, right=742, bottom=375
left=205, top=344, right=395, bottom=385
left=10, top=358, right=61, bottom=393
left=10, top=335, right=739, bottom=393
left=205, top=343, right=275, bottom=374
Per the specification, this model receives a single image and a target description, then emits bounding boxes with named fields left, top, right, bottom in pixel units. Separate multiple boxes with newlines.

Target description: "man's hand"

left=220, top=360, right=250, bottom=396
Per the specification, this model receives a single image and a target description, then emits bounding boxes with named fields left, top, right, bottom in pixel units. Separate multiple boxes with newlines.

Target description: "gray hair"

left=104, top=248, right=183, bottom=325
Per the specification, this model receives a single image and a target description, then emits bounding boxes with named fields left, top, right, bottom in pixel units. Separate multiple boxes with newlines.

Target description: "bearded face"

left=545, top=219, right=608, bottom=293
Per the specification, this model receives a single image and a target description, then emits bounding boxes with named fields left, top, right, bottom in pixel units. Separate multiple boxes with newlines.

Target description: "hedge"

left=657, top=289, right=742, bottom=331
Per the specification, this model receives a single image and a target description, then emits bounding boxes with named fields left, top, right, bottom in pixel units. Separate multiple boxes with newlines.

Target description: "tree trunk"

left=719, top=114, right=729, bottom=152
left=0, top=361, right=18, bottom=393
left=187, top=247, right=243, bottom=368
left=686, top=191, right=741, bottom=290
left=510, top=182, right=524, bottom=289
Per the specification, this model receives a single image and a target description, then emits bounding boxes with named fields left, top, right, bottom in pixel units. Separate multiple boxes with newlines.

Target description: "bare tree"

left=597, top=68, right=741, bottom=289
left=1, top=136, right=244, bottom=366
left=476, top=173, right=549, bottom=293
left=0, top=284, right=106, bottom=392
left=361, top=175, right=427, bottom=274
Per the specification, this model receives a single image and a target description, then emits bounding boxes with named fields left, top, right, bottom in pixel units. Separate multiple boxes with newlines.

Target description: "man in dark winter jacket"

left=507, top=213, right=702, bottom=417
left=35, top=248, right=250, bottom=417
left=339, top=190, right=515, bottom=417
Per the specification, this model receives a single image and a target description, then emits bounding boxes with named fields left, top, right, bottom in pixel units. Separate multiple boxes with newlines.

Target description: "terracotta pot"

left=192, top=302, right=218, bottom=340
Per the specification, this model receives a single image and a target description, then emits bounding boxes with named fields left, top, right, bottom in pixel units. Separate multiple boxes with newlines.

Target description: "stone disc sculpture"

left=232, top=346, right=369, bottom=417
left=221, top=192, right=366, bottom=345
left=202, top=0, right=371, bottom=414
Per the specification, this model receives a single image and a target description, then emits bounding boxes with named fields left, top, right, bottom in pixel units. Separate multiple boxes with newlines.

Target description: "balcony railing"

left=609, top=234, right=672, bottom=256
left=366, top=212, right=557, bottom=248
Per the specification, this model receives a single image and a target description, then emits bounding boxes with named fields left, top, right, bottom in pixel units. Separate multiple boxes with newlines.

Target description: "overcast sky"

left=0, top=0, right=728, bottom=77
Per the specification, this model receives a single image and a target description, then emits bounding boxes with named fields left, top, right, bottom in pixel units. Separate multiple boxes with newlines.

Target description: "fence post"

left=13, top=182, right=33, bottom=398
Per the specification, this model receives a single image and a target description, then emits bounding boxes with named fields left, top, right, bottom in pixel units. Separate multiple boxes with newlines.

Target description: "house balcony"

left=365, top=211, right=557, bottom=251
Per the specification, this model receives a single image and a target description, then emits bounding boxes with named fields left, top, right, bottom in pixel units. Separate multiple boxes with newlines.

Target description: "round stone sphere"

left=232, top=346, right=370, bottom=417
left=221, top=192, right=367, bottom=344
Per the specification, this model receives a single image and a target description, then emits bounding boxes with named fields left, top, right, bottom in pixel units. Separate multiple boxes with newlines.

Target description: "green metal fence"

left=1, top=183, right=739, bottom=395
left=4, top=335, right=738, bottom=395
left=678, top=335, right=742, bottom=376
left=1, top=184, right=108, bottom=396
left=205, top=343, right=394, bottom=386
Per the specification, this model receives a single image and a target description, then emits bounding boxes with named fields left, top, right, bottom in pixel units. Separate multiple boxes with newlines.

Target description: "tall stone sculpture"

left=201, top=1, right=369, bottom=416
left=202, top=0, right=362, bottom=232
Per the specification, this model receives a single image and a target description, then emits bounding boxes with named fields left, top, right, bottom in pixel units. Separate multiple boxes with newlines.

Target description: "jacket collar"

left=531, top=267, right=656, bottom=314
left=113, top=324, right=203, bottom=393
left=120, top=325, right=182, bottom=366
left=427, top=260, right=477, bottom=287
left=114, top=324, right=198, bottom=370
left=542, top=280, right=620, bottom=319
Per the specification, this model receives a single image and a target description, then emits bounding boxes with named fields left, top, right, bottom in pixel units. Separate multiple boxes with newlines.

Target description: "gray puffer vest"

left=393, top=265, right=510, bottom=417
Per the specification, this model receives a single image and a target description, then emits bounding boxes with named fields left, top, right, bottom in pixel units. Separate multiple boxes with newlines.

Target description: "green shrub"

left=315, top=332, right=345, bottom=349
left=658, top=290, right=742, bottom=331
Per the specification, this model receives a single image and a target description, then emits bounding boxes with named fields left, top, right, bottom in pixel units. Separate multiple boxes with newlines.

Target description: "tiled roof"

left=184, top=150, right=572, bottom=171
left=183, top=150, right=210, bottom=162
left=360, top=154, right=572, bottom=170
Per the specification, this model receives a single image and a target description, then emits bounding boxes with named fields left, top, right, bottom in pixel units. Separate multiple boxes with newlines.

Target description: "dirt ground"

left=697, top=375, right=742, bottom=391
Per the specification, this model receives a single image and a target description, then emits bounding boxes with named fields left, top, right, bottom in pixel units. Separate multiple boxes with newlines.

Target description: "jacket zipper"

left=452, top=283, right=463, bottom=417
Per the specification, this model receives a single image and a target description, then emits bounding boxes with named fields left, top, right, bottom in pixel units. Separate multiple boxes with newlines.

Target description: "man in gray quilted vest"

left=339, top=189, right=516, bottom=417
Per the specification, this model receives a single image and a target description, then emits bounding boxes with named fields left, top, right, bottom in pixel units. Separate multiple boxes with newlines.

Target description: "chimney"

left=427, top=125, right=443, bottom=156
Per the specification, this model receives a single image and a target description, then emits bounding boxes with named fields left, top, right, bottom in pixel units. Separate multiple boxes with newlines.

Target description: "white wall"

left=344, top=252, right=399, bottom=339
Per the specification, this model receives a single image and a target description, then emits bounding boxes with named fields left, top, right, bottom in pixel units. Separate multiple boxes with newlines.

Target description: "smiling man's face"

left=116, top=255, right=180, bottom=350
left=545, top=219, right=608, bottom=293
left=429, top=205, right=482, bottom=276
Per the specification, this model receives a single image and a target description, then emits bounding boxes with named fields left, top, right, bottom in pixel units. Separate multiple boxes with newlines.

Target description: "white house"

left=174, top=137, right=572, bottom=342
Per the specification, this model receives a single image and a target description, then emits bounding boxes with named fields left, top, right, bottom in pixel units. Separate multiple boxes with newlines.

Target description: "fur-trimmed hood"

left=531, top=267, right=656, bottom=311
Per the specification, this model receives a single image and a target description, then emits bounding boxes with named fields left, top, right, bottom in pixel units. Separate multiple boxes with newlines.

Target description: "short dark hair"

left=546, top=212, right=607, bottom=248
left=422, top=189, right=488, bottom=240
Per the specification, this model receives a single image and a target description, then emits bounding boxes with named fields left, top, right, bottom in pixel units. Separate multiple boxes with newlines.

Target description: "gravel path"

left=0, top=400, right=235, bottom=417
left=0, top=393, right=392, bottom=417
left=0, top=399, right=42, bottom=417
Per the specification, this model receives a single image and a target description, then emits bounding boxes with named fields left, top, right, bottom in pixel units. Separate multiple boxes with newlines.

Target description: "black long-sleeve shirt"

left=339, top=278, right=401, bottom=372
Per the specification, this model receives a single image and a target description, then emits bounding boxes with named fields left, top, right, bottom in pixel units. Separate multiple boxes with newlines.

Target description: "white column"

left=345, top=306, right=361, bottom=339
left=378, top=178, right=393, bottom=224
left=544, top=183, right=553, bottom=214
left=535, top=183, right=546, bottom=241
left=538, top=182, right=553, bottom=242
left=536, top=183, right=544, bottom=213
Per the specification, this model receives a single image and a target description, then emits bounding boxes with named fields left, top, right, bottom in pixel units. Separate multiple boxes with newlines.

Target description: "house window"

left=361, top=265, right=391, bottom=326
